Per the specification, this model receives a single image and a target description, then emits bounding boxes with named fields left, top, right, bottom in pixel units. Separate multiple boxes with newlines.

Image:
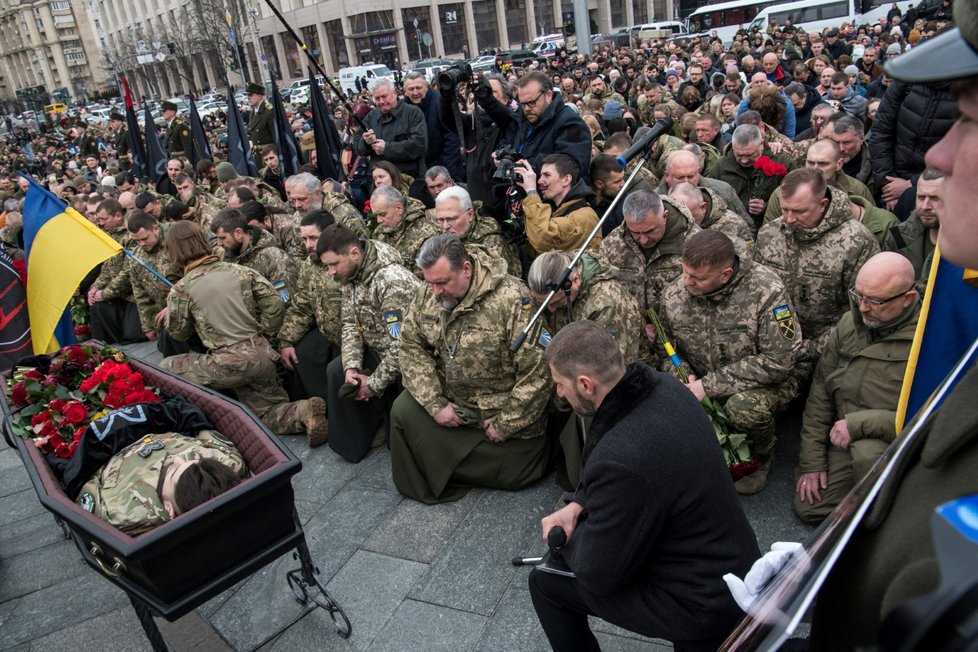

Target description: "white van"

left=619, top=21, right=688, bottom=36
left=531, top=35, right=565, bottom=58
left=338, top=64, right=394, bottom=96
left=747, top=0, right=915, bottom=36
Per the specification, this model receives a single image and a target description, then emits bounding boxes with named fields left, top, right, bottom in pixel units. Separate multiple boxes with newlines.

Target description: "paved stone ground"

left=0, top=343, right=814, bottom=651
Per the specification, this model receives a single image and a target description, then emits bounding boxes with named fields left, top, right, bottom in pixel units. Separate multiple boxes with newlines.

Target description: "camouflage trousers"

left=722, top=378, right=800, bottom=458
left=160, top=336, right=304, bottom=435
left=793, top=438, right=889, bottom=523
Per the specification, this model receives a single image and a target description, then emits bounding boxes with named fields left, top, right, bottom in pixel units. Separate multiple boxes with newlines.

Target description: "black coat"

left=867, top=80, right=957, bottom=187
left=496, top=93, right=593, bottom=183
left=564, top=363, right=759, bottom=644
left=413, top=89, right=464, bottom=181
left=793, top=84, right=823, bottom=136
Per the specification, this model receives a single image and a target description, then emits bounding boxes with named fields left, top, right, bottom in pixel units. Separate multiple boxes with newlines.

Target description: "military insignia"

left=521, top=299, right=532, bottom=311
left=137, top=438, right=166, bottom=458
left=79, top=492, right=95, bottom=512
left=538, top=328, right=552, bottom=348
left=609, top=330, right=618, bottom=338
left=773, top=304, right=796, bottom=341
left=208, top=430, right=234, bottom=446
left=384, top=311, right=402, bottom=338
left=273, top=280, right=290, bottom=302
left=181, top=129, right=189, bottom=136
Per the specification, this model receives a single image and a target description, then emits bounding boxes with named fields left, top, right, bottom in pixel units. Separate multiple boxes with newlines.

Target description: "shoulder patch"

left=521, top=299, right=532, bottom=311
left=273, top=280, right=290, bottom=302
left=773, top=304, right=796, bottom=340
left=79, top=492, right=95, bottom=512
left=384, top=310, right=402, bottom=338
left=537, top=328, right=552, bottom=349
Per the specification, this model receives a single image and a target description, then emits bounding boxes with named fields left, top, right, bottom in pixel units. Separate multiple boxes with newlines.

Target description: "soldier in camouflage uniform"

left=285, top=172, right=370, bottom=261
left=125, top=211, right=188, bottom=357
left=636, top=82, right=681, bottom=127
left=753, top=169, right=879, bottom=362
left=391, top=234, right=552, bottom=504
left=88, top=198, right=145, bottom=344
left=657, top=149, right=752, bottom=222
left=581, top=76, right=626, bottom=111
left=160, top=221, right=327, bottom=446
left=278, top=210, right=343, bottom=402
left=433, top=186, right=521, bottom=276
left=76, top=430, right=246, bottom=536
left=210, top=208, right=298, bottom=302
left=317, top=225, right=421, bottom=462
left=669, top=183, right=753, bottom=247
left=174, top=173, right=225, bottom=234
left=662, top=230, right=803, bottom=494
left=600, top=191, right=700, bottom=328
left=371, top=185, right=439, bottom=278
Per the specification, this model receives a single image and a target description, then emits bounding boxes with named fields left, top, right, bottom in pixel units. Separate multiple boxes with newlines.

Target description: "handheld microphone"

left=615, top=117, right=674, bottom=167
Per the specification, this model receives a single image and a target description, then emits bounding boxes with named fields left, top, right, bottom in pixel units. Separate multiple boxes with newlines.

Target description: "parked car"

left=468, top=55, right=497, bottom=72
left=495, top=49, right=539, bottom=69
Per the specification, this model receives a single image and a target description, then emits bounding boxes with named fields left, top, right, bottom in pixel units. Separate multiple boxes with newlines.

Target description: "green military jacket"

left=706, top=146, right=796, bottom=218
left=459, top=210, right=521, bottom=276
left=753, top=186, right=880, bottom=355
left=764, top=171, right=875, bottom=224
left=165, top=118, right=194, bottom=159
left=220, top=226, right=298, bottom=302
left=129, top=230, right=182, bottom=333
left=599, top=196, right=700, bottom=318
left=798, top=300, right=920, bottom=474
left=278, top=255, right=342, bottom=347
left=700, top=187, right=753, bottom=246
left=373, top=200, right=440, bottom=277
left=95, top=225, right=135, bottom=303
left=77, top=430, right=246, bottom=535
left=884, top=212, right=937, bottom=280
left=247, top=102, right=275, bottom=148
left=661, top=255, right=803, bottom=398
left=340, top=241, right=421, bottom=394
left=399, top=251, right=552, bottom=440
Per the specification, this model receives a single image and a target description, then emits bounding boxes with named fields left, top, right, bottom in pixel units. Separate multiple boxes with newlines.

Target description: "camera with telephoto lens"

left=437, top=62, right=473, bottom=94
left=492, top=146, right=524, bottom=184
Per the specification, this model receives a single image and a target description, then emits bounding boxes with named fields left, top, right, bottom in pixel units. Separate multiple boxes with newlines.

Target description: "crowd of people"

left=0, top=0, right=971, bottom=647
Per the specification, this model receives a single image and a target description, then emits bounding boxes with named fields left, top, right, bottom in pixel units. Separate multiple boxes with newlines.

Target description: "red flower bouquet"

left=7, top=345, right=161, bottom=458
left=753, top=155, right=788, bottom=177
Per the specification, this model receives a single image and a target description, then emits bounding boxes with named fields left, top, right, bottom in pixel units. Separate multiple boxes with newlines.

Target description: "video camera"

left=437, top=62, right=473, bottom=94
left=492, top=146, right=524, bottom=185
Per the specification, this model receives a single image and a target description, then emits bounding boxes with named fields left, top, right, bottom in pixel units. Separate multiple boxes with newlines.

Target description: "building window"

left=440, top=3, right=466, bottom=56
left=533, top=0, right=556, bottom=36
left=282, top=34, right=303, bottom=78
left=472, top=0, right=499, bottom=54
left=633, top=0, right=648, bottom=24
left=301, top=24, right=323, bottom=69
left=505, top=0, right=528, bottom=46
left=49, top=1, right=70, bottom=9
left=401, top=7, right=432, bottom=60
left=261, top=35, right=281, bottom=80
left=610, top=0, right=625, bottom=29
left=323, top=19, right=348, bottom=71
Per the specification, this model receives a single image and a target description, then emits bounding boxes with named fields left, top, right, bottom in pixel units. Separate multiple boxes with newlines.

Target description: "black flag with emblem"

left=269, top=78, right=301, bottom=178
left=225, top=84, right=258, bottom=177
left=308, top=73, right=344, bottom=181
left=120, top=74, right=148, bottom=179
left=188, top=96, right=212, bottom=166
left=142, top=103, right=167, bottom=183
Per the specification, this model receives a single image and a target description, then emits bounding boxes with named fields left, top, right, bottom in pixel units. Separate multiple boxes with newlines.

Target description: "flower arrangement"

left=7, top=344, right=161, bottom=458
left=751, top=155, right=789, bottom=197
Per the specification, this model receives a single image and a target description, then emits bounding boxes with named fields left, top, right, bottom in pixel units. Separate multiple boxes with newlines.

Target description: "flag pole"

left=121, top=249, right=174, bottom=288
left=258, top=0, right=365, bottom=129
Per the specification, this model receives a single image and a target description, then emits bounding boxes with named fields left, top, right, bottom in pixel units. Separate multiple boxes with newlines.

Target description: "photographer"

left=515, top=153, right=600, bottom=256
left=439, top=70, right=515, bottom=217
left=472, top=70, right=592, bottom=185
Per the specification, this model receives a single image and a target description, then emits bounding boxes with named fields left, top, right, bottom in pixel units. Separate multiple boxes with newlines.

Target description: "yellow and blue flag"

left=895, top=246, right=978, bottom=431
left=19, top=174, right=121, bottom=355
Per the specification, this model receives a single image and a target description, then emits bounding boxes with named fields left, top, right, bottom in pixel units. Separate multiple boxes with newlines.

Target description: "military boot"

left=298, top=397, right=328, bottom=447
left=734, top=452, right=774, bottom=496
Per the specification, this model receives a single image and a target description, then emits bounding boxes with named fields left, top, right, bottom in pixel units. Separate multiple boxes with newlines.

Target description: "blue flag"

left=896, top=248, right=978, bottom=430
left=225, top=84, right=258, bottom=177
left=143, top=104, right=167, bottom=183
left=188, top=96, right=212, bottom=166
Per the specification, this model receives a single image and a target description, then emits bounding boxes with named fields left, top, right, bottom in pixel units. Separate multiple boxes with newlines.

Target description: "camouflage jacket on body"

left=278, top=255, right=343, bottom=347
left=166, top=258, right=284, bottom=349
left=459, top=211, right=521, bottom=276
left=582, top=89, right=626, bottom=109
left=700, top=187, right=754, bottom=246
left=221, top=226, right=298, bottom=302
left=76, top=430, right=246, bottom=536
left=599, top=196, right=700, bottom=318
left=285, top=192, right=371, bottom=261
left=763, top=172, right=875, bottom=224
left=753, top=186, right=880, bottom=356
left=268, top=212, right=300, bottom=257
left=187, top=192, right=224, bottom=234
left=95, top=226, right=135, bottom=303
left=649, top=134, right=687, bottom=179
left=637, top=94, right=681, bottom=126
left=661, top=255, right=803, bottom=398
left=537, top=253, right=649, bottom=364
left=374, top=200, right=440, bottom=277
left=706, top=146, right=796, bottom=211
left=129, top=236, right=182, bottom=333
left=399, top=251, right=552, bottom=440
left=340, top=241, right=421, bottom=394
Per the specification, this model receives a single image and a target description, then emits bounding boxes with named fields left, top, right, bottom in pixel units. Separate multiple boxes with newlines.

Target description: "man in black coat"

left=530, top=320, right=759, bottom=652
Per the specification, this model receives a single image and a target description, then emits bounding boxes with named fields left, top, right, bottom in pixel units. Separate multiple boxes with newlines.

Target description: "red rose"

left=74, top=325, right=91, bottom=336
left=64, top=346, right=88, bottom=364
left=12, top=257, right=26, bottom=286
left=49, top=399, right=66, bottom=412
left=63, top=401, right=88, bottom=425
left=23, top=369, right=43, bottom=382
left=31, top=411, right=50, bottom=427
left=363, top=199, right=371, bottom=213
left=10, top=382, right=27, bottom=406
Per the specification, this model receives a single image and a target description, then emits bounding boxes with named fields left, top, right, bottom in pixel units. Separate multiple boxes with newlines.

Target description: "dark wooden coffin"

left=1, top=351, right=303, bottom=619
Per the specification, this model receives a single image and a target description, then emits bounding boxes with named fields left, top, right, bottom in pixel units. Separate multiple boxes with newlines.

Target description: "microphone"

left=615, top=117, right=674, bottom=167
left=547, top=526, right=567, bottom=549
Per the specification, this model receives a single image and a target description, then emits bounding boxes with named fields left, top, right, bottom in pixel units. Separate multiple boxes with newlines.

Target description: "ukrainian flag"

left=895, top=245, right=978, bottom=431
left=19, top=174, right=121, bottom=355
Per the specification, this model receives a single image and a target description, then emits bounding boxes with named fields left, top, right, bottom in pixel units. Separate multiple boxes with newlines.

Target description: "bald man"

left=793, top=252, right=920, bottom=522
left=657, top=149, right=750, bottom=221
left=118, top=191, right=136, bottom=212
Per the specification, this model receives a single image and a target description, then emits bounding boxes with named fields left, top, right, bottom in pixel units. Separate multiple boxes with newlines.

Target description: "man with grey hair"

left=285, top=172, right=369, bottom=246
left=355, top=77, right=428, bottom=178
left=404, top=72, right=463, bottom=180
left=390, top=233, right=552, bottom=504
left=657, top=149, right=750, bottom=221
left=434, top=185, right=521, bottom=274
left=820, top=112, right=875, bottom=195
left=371, top=184, right=438, bottom=276
left=668, top=182, right=752, bottom=246
left=707, top=123, right=795, bottom=228
left=600, top=189, right=700, bottom=324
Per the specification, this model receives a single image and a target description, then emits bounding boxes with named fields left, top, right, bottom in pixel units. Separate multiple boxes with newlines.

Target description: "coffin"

left=1, top=349, right=303, bottom=619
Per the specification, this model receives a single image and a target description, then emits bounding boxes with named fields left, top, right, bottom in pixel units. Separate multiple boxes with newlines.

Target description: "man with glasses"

left=433, top=186, right=520, bottom=275
left=490, top=71, right=591, bottom=183
left=794, top=252, right=919, bottom=522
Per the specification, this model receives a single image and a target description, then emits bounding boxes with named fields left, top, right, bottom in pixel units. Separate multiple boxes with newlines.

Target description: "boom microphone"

left=616, top=117, right=675, bottom=167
